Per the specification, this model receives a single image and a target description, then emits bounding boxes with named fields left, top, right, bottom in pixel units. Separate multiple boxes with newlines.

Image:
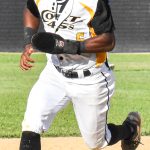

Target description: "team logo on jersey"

left=41, top=0, right=83, bottom=30
left=55, top=39, right=64, bottom=48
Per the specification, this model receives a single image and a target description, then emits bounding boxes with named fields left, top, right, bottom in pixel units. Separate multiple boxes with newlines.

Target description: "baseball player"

left=19, top=0, right=141, bottom=150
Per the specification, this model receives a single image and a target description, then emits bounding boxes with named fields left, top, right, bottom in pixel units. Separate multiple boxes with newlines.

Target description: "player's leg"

left=71, top=65, right=141, bottom=149
left=107, top=123, right=133, bottom=145
left=19, top=64, right=70, bottom=150
left=71, top=64, right=115, bottom=149
left=71, top=64, right=130, bottom=149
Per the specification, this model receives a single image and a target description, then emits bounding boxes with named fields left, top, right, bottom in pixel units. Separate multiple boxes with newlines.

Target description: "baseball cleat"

left=121, top=112, right=142, bottom=150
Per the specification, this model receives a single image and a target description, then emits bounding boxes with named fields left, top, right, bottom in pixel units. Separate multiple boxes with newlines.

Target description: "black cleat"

left=121, top=112, right=142, bottom=150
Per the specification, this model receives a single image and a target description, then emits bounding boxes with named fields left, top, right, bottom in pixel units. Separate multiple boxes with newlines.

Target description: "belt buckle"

left=62, top=70, right=73, bottom=78
left=66, top=70, right=73, bottom=78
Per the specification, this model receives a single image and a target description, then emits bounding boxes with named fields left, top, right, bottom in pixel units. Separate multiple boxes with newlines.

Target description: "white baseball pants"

left=22, top=62, right=115, bottom=149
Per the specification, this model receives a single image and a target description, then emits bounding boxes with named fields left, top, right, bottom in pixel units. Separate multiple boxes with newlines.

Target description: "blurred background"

left=0, top=0, right=149, bottom=52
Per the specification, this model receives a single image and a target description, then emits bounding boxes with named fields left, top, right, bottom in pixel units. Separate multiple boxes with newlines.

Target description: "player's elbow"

left=107, top=38, right=115, bottom=52
left=105, top=32, right=116, bottom=52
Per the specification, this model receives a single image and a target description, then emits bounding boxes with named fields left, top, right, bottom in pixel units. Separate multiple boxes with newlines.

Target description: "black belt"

left=55, top=66, right=91, bottom=78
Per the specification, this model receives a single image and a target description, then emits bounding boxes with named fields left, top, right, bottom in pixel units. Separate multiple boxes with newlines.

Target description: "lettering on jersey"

left=56, top=0, right=69, bottom=15
left=56, top=39, right=64, bottom=48
left=41, top=0, right=84, bottom=30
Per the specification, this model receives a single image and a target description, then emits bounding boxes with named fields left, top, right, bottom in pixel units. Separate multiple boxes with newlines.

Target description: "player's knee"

left=19, top=131, right=41, bottom=150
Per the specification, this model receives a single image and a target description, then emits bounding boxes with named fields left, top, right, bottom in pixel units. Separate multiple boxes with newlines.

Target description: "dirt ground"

left=0, top=136, right=149, bottom=150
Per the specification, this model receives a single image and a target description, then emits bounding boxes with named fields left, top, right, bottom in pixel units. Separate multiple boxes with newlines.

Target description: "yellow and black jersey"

left=26, top=0, right=115, bottom=69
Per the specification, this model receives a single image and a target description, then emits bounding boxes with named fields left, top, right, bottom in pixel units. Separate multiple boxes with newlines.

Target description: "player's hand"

left=20, top=44, right=35, bottom=70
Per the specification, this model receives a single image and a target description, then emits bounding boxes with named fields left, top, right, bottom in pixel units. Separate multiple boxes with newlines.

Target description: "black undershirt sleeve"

left=90, top=0, right=115, bottom=35
left=26, top=0, right=40, bottom=18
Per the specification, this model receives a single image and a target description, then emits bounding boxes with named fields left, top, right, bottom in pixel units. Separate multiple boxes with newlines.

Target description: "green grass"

left=108, top=53, right=150, bottom=135
left=0, top=53, right=150, bottom=137
left=0, top=53, right=46, bottom=137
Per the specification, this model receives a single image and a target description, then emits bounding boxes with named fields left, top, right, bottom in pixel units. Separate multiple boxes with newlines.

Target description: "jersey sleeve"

left=90, top=0, right=115, bottom=35
left=26, top=0, right=40, bottom=18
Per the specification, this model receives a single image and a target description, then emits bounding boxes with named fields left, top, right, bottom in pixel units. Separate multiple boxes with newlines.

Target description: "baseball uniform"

left=22, top=0, right=115, bottom=149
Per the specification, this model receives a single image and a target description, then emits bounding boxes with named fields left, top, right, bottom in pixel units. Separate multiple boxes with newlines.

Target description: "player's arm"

left=83, top=32, right=115, bottom=53
left=31, top=31, right=115, bottom=54
left=20, top=0, right=40, bottom=70
left=31, top=0, right=115, bottom=54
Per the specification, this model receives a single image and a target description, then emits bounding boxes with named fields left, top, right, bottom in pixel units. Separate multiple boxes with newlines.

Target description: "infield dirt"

left=0, top=136, right=149, bottom=150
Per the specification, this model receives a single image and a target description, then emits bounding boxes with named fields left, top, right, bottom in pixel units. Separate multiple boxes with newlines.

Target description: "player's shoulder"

left=90, top=0, right=115, bottom=35
left=96, top=0, right=111, bottom=9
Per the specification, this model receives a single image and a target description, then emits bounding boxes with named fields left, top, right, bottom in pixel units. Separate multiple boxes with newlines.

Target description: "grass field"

left=0, top=53, right=150, bottom=138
